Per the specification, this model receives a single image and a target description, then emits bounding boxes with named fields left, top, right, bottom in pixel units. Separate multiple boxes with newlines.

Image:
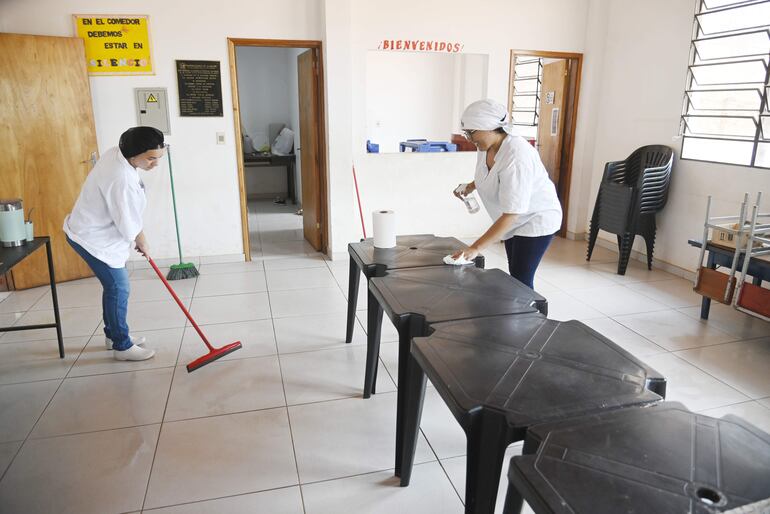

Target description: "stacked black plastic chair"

left=587, top=145, right=673, bottom=275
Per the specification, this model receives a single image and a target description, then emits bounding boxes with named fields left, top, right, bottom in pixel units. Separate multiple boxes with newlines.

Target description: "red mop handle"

left=352, top=163, right=367, bottom=239
left=147, top=257, right=214, bottom=351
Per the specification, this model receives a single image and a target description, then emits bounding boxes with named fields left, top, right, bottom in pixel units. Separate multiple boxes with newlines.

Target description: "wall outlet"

left=216, top=132, right=225, bottom=145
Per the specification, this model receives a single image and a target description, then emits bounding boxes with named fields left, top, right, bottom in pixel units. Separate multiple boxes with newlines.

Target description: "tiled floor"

left=1, top=200, right=769, bottom=513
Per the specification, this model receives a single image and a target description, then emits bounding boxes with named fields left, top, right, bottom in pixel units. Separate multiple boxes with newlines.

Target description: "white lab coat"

left=64, top=147, right=146, bottom=268
left=474, top=135, right=562, bottom=238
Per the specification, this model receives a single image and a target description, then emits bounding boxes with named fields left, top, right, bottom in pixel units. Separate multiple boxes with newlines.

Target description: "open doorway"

left=227, top=38, right=329, bottom=260
left=508, top=50, right=583, bottom=238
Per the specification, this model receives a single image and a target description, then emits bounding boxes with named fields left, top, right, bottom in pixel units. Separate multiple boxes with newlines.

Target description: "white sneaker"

left=113, top=345, right=155, bottom=361
left=105, top=335, right=147, bottom=350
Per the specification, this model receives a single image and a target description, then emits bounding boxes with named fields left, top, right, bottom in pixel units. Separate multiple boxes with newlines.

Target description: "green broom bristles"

left=166, top=262, right=199, bottom=280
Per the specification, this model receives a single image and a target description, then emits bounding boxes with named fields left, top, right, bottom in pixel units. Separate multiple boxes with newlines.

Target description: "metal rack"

left=694, top=192, right=770, bottom=320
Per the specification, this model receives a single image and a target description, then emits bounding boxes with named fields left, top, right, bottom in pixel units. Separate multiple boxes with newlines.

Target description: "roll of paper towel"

left=373, top=210, right=396, bottom=248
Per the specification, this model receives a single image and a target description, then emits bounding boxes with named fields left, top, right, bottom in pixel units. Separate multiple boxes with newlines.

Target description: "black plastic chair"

left=587, top=145, right=673, bottom=275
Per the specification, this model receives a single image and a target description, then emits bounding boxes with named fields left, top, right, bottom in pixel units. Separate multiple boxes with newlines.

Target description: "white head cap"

left=460, top=99, right=515, bottom=134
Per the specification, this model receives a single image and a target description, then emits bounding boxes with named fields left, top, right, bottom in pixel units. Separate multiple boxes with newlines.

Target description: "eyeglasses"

left=462, top=129, right=477, bottom=140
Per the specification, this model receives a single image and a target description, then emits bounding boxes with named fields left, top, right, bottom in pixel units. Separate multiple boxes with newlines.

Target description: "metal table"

left=346, top=234, right=484, bottom=345
left=0, top=237, right=64, bottom=357
left=367, top=266, right=548, bottom=479
left=403, top=314, right=665, bottom=514
left=504, top=401, right=770, bottom=513
left=688, top=239, right=769, bottom=319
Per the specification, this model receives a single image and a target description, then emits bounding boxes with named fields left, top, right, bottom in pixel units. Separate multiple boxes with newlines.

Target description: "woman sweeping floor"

left=63, top=126, right=165, bottom=361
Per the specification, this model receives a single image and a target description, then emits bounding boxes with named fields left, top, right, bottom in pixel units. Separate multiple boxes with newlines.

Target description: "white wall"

left=580, top=0, right=770, bottom=273
left=343, top=0, right=593, bottom=256
left=0, top=0, right=321, bottom=262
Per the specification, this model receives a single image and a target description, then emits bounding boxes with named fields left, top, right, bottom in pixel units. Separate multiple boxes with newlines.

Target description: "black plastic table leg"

left=501, top=483, right=524, bottom=514
left=46, top=240, right=64, bottom=359
left=465, top=410, right=510, bottom=514
left=345, top=255, right=361, bottom=344
left=399, top=353, right=428, bottom=486
left=363, top=289, right=383, bottom=398
left=394, top=325, right=413, bottom=477
left=700, top=252, right=716, bottom=320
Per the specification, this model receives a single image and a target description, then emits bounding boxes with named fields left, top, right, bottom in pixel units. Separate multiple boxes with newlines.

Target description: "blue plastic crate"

left=399, top=139, right=457, bottom=152
left=366, top=139, right=380, bottom=153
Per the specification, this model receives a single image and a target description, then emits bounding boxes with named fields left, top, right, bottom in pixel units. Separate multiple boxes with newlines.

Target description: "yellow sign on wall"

left=73, top=15, right=153, bottom=75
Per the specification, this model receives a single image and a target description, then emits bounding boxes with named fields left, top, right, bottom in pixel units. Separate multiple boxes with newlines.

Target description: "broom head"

left=186, top=341, right=243, bottom=372
left=167, top=262, right=199, bottom=280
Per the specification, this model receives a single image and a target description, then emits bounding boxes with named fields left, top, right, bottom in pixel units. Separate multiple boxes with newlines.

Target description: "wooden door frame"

left=227, top=38, right=330, bottom=259
left=509, top=49, right=583, bottom=238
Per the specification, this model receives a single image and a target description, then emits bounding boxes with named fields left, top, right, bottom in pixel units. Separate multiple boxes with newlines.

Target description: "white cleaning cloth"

left=444, top=253, right=473, bottom=266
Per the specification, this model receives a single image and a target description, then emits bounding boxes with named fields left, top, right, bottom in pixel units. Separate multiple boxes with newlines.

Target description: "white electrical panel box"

left=135, top=88, right=170, bottom=134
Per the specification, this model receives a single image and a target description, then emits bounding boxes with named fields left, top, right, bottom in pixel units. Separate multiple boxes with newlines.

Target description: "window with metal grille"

left=681, top=0, right=770, bottom=168
left=509, top=56, right=543, bottom=140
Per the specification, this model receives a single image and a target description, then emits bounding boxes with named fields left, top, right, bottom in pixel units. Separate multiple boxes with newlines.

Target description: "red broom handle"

left=147, top=257, right=214, bottom=351
left=352, top=163, right=367, bottom=239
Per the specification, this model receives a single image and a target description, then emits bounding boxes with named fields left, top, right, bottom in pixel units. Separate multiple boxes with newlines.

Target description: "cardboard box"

left=709, top=223, right=761, bottom=250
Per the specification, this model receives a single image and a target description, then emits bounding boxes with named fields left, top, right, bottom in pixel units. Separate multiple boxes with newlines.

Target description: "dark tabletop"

left=349, top=234, right=472, bottom=270
left=510, top=401, right=770, bottom=513
left=369, top=266, right=543, bottom=324
left=0, top=237, right=48, bottom=275
left=413, top=314, right=663, bottom=427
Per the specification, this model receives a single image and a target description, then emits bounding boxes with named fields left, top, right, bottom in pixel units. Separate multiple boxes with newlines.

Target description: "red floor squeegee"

left=148, top=257, right=242, bottom=372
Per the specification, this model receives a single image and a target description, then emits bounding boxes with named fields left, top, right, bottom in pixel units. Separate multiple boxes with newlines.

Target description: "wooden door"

left=536, top=60, right=569, bottom=193
left=297, top=49, right=322, bottom=250
left=0, top=33, right=97, bottom=288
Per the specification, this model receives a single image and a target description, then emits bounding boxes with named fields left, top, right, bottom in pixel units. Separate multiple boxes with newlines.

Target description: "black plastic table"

left=0, top=237, right=64, bottom=357
left=688, top=240, right=769, bottom=319
left=402, top=314, right=665, bottom=514
left=367, top=266, right=548, bottom=479
left=504, top=401, right=770, bottom=514
left=346, top=234, right=484, bottom=344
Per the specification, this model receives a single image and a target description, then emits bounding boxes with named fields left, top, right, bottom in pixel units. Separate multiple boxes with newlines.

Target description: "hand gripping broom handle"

left=148, top=257, right=215, bottom=352
left=166, top=145, right=185, bottom=264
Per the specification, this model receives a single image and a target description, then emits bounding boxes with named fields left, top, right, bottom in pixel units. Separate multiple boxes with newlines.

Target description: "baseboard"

left=565, top=230, right=586, bottom=241
left=592, top=238, right=696, bottom=281
left=128, top=253, right=246, bottom=269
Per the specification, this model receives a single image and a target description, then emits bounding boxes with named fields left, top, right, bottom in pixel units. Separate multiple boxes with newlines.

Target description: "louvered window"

left=681, top=0, right=770, bottom=167
left=510, top=57, right=543, bottom=140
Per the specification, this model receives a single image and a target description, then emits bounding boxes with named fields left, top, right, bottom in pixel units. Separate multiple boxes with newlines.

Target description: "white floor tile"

left=178, top=319, right=276, bottom=363
left=129, top=277, right=196, bottom=303
left=676, top=338, right=770, bottom=399
left=540, top=291, right=605, bottom=321
left=266, top=267, right=337, bottom=291
left=31, top=368, right=172, bottom=438
left=378, top=342, right=400, bottom=385
left=1, top=307, right=101, bottom=342
left=69, top=328, right=183, bottom=377
left=30, top=282, right=103, bottom=310
left=0, top=337, right=88, bottom=385
left=274, top=313, right=365, bottom=354
left=143, top=487, right=304, bottom=513
left=678, top=303, right=770, bottom=340
left=144, top=409, right=297, bottom=509
left=614, top=310, right=737, bottom=351
left=189, top=293, right=271, bottom=324
left=0, top=424, right=160, bottom=514
left=198, top=261, right=264, bottom=275
left=630, top=278, right=703, bottom=308
left=587, top=260, right=677, bottom=285
left=566, top=285, right=669, bottom=317
left=581, top=318, right=667, bottom=358
left=0, top=441, right=21, bottom=477
left=418, top=387, right=467, bottom=459
left=301, top=461, right=464, bottom=514
left=289, top=392, right=435, bottom=483
left=700, top=401, right=770, bottom=435
left=126, top=299, right=189, bottom=332
left=263, top=254, right=327, bottom=270
left=280, top=346, right=395, bottom=405
left=194, top=271, right=267, bottom=297
left=269, top=288, right=347, bottom=318
left=356, top=310, right=400, bottom=343
left=164, top=356, right=285, bottom=421
left=0, top=286, right=48, bottom=314
left=643, top=353, right=749, bottom=411
left=0, top=380, right=60, bottom=442
left=535, top=265, right=617, bottom=290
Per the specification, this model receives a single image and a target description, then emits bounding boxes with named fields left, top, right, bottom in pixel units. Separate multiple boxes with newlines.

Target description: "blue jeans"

left=503, top=234, right=554, bottom=290
left=67, top=237, right=132, bottom=351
